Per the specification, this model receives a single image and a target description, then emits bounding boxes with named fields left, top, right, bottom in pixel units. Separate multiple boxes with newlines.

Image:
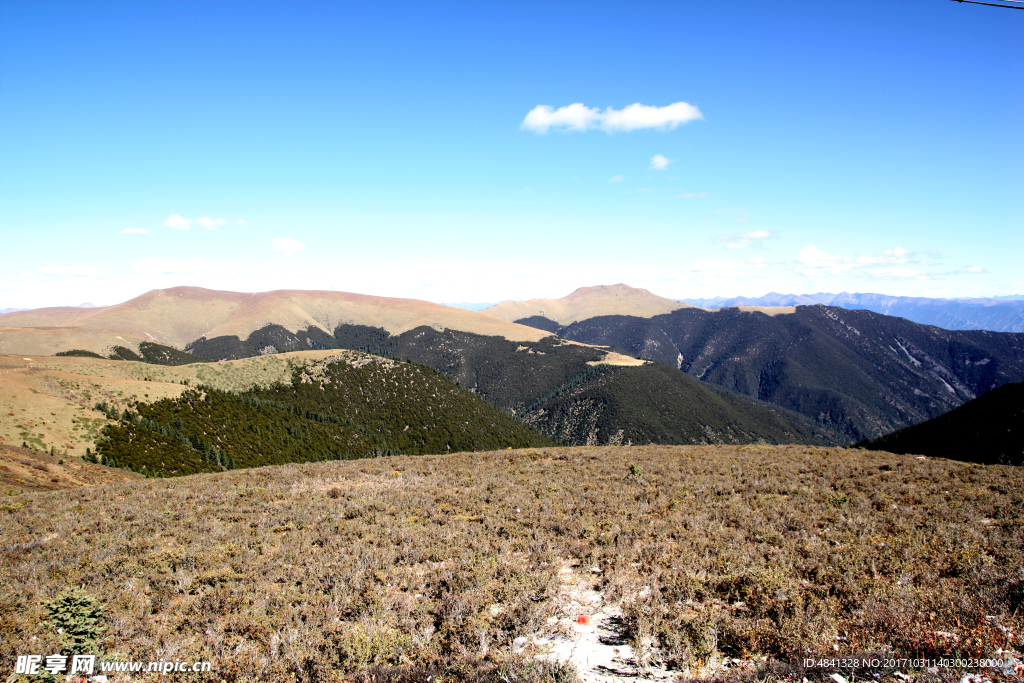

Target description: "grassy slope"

left=860, top=381, right=1023, bottom=466
left=546, top=306, right=1024, bottom=442
left=0, top=445, right=1019, bottom=681
left=0, top=351, right=346, bottom=456
left=95, top=351, right=554, bottom=476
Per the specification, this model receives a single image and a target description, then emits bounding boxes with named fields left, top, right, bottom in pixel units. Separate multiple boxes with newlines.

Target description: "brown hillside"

left=482, top=283, right=694, bottom=324
left=0, top=287, right=548, bottom=356
left=0, top=443, right=141, bottom=494
left=0, top=325, right=151, bottom=357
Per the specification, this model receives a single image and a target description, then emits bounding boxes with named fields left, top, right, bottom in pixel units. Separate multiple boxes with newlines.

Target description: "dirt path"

left=535, top=563, right=677, bottom=682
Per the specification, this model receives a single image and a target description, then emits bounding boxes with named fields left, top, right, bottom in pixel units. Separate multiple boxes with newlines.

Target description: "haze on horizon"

left=1, top=0, right=1021, bottom=310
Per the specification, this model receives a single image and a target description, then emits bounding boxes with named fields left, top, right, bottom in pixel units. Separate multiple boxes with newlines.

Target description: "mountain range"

left=682, top=292, right=1024, bottom=333
left=0, top=286, right=546, bottom=357
left=3, top=283, right=1023, bottom=459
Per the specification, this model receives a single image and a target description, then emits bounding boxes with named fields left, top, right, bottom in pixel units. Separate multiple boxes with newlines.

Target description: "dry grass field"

left=1, top=445, right=1020, bottom=682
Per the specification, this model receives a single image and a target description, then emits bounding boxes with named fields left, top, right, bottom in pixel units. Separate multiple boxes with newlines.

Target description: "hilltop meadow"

left=1, top=444, right=1021, bottom=682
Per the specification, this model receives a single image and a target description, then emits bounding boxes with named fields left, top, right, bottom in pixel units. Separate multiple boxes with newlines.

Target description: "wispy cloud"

left=131, top=257, right=208, bottom=275
left=856, top=247, right=912, bottom=265
left=962, top=265, right=985, bottom=273
left=164, top=215, right=232, bottom=230
left=870, top=266, right=928, bottom=280
left=163, top=214, right=192, bottom=230
left=272, top=237, right=306, bottom=256
left=521, top=101, right=703, bottom=134
left=716, top=230, right=777, bottom=249
left=39, top=264, right=101, bottom=276
left=608, top=175, right=624, bottom=183
left=120, top=228, right=148, bottom=235
left=793, top=245, right=937, bottom=280
left=650, top=154, right=672, bottom=170
left=682, top=258, right=767, bottom=276
left=793, top=245, right=853, bottom=276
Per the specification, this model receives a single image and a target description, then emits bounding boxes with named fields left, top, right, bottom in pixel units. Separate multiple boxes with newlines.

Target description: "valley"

left=518, top=302, right=1024, bottom=443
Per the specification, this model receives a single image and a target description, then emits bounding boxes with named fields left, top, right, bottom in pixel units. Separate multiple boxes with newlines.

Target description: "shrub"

left=42, top=587, right=106, bottom=654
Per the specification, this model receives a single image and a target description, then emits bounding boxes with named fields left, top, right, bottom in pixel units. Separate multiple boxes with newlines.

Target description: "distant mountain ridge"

left=681, top=292, right=1024, bottom=332
left=0, top=286, right=548, bottom=356
left=516, top=305, right=1024, bottom=443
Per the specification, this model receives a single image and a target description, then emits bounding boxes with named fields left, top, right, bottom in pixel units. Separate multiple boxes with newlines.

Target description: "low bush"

left=0, top=445, right=1019, bottom=681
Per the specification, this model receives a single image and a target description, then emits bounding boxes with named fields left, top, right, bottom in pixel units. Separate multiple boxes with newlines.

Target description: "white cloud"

left=20, top=270, right=35, bottom=279
left=272, top=237, right=306, bottom=256
left=120, top=228, right=148, bottom=235
left=603, top=102, right=704, bottom=132
left=163, top=214, right=192, bottom=230
left=131, top=257, right=208, bottom=275
left=236, top=219, right=246, bottom=226
left=521, top=103, right=600, bottom=133
left=521, top=101, right=703, bottom=134
left=716, top=230, right=777, bottom=249
left=962, top=265, right=985, bottom=273
left=650, top=154, right=672, bottom=170
left=608, top=175, right=625, bottom=183
left=196, top=217, right=226, bottom=229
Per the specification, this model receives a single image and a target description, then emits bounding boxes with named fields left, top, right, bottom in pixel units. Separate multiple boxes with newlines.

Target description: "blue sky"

left=1, top=0, right=1021, bottom=308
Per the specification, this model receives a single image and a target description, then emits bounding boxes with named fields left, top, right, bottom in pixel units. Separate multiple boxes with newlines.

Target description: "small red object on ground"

left=577, top=615, right=591, bottom=625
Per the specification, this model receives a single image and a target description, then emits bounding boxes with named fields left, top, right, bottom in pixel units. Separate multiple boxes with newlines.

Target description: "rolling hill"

left=517, top=304, right=1024, bottom=443
left=0, top=286, right=548, bottom=357
left=860, top=381, right=1023, bottom=466
left=482, top=283, right=695, bottom=325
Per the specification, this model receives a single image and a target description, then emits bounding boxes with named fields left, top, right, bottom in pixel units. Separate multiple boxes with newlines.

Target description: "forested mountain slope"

left=94, top=350, right=553, bottom=476
left=860, top=381, right=1023, bottom=466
